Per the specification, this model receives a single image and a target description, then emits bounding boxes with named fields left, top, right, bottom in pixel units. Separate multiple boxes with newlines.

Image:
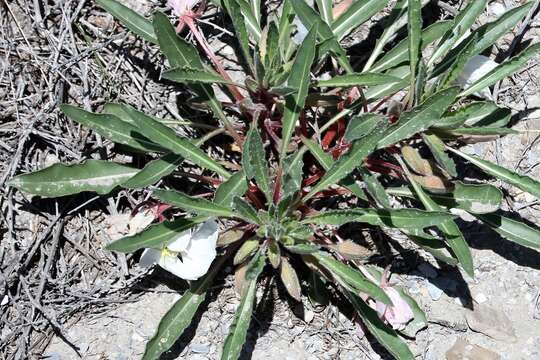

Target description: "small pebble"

left=474, top=293, right=488, bottom=304
left=426, top=282, right=444, bottom=301
left=191, top=343, right=211, bottom=354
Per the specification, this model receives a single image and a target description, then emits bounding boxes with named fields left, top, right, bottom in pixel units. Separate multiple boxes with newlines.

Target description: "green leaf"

left=346, top=292, right=415, bottom=360
left=422, top=134, right=457, bottom=177
left=316, top=0, right=333, bottom=25
left=234, top=239, right=260, bottom=265
left=124, top=104, right=230, bottom=178
left=237, top=0, right=262, bottom=41
left=363, top=0, right=408, bottom=71
left=428, top=0, right=487, bottom=68
left=221, top=271, right=259, bottom=360
left=332, top=0, right=389, bottom=40
left=162, top=66, right=229, bottom=85
left=214, top=171, right=248, bottom=207
left=344, top=113, right=384, bottom=142
left=8, top=160, right=137, bottom=197
left=280, top=24, right=317, bottom=156
left=377, top=86, right=459, bottom=149
left=447, top=147, right=540, bottom=199
left=290, top=0, right=353, bottom=73
left=371, top=21, right=453, bottom=73
left=223, top=0, right=253, bottom=70
left=359, top=167, right=391, bottom=208
left=122, top=153, right=184, bottom=189
left=153, top=189, right=236, bottom=217
left=313, top=253, right=391, bottom=304
left=96, top=0, right=157, bottom=44
left=306, top=124, right=386, bottom=199
left=304, top=208, right=454, bottom=228
left=365, top=66, right=409, bottom=100
left=282, top=154, right=303, bottom=198
left=313, top=73, right=402, bottom=88
left=434, top=2, right=534, bottom=76
left=460, top=43, right=540, bottom=97
left=407, top=0, right=422, bottom=97
left=243, top=126, right=271, bottom=201
left=407, top=176, right=474, bottom=277
left=476, top=213, right=540, bottom=251
left=301, top=137, right=369, bottom=201
left=106, top=217, right=205, bottom=252
left=435, top=101, right=499, bottom=129
left=437, top=33, right=479, bottom=91
left=439, top=127, right=518, bottom=137
left=153, top=12, right=236, bottom=140
left=142, top=256, right=225, bottom=359
left=452, top=182, right=502, bottom=214
left=60, top=105, right=163, bottom=152
left=233, top=197, right=262, bottom=225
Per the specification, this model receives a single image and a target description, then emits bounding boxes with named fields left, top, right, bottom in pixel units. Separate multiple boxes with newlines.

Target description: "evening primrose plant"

left=8, top=0, right=540, bottom=359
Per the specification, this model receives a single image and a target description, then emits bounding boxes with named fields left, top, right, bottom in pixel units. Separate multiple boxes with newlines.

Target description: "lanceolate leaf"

left=221, top=272, right=259, bottom=360
left=122, top=153, right=184, bottom=189
left=452, top=182, right=502, bottom=214
left=332, top=0, right=389, bottom=40
left=346, top=292, right=415, bottom=360
left=143, top=255, right=227, bottom=359
left=8, top=160, right=137, bottom=197
left=280, top=25, right=317, bottom=156
left=313, top=253, right=391, bottom=305
left=303, top=208, right=454, bottom=228
left=370, top=21, right=453, bottom=73
left=243, top=126, right=271, bottom=201
left=301, top=137, right=369, bottom=201
left=125, top=105, right=230, bottom=178
left=153, top=13, right=236, bottom=141
left=476, top=213, right=540, bottom=251
left=316, top=0, right=333, bottom=25
left=344, top=114, right=384, bottom=142
left=214, top=171, right=248, bottom=207
left=460, top=43, right=540, bottom=97
left=306, top=124, right=386, bottom=199
left=281, top=154, right=303, bottom=198
left=313, top=73, right=402, bottom=88
left=408, top=177, right=474, bottom=277
left=447, top=147, right=540, bottom=199
left=162, top=67, right=230, bottom=85
left=434, top=2, right=534, bottom=76
left=365, top=66, right=409, bottom=100
left=407, top=0, right=422, bottom=97
left=422, top=134, right=457, bottom=177
left=153, top=189, right=236, bottom=217
left=223, top=0, right=254, bottom=69
left=435, top=101, right=499, bottom=129
left=60, top=105, right=164, bottom=153
left=428, top=0, right=487, bottom=68
left=233, top=197, right=262, bottom=225
left=106, top=217, right=205, bottom=252
left=377, top=87, right=459, bottom=149
left=359, top=168, right=391, bottom=208
left=280, top=257, right=302, bottom=301
left=96, top=0, right=157, bottom=44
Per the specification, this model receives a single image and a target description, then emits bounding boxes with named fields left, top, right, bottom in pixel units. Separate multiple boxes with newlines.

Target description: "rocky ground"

left=2, top=0, right=540, bottom=359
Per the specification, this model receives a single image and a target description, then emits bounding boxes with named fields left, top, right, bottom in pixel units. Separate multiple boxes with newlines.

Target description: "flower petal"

left=178, top=219, right=219, bottom=280
left=456, top=55, right=498, bottom=99
left=139, top=248, right=161, bottom=268
left=383, top=287, right=414, bottom=330
left=166, top=229, right=192, bottom=253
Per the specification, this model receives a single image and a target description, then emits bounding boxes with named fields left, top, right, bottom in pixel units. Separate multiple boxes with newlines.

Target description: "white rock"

left=427, top=282, right=444, bottom=301
left=474, top=293, right=488, bottom=304
left=1, top=295, right=8, bottom=306
left=490, top=2, right=506, bottom=16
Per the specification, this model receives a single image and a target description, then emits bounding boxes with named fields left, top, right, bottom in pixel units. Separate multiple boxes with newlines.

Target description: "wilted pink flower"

left=167, top=0, right=200, bottom=17
left=368, top=268, right=414, bottom=330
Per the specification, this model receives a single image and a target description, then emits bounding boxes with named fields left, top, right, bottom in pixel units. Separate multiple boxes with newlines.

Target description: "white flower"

left=167, top=0, right=199, bottom=17
left=374, top=287, right=414, bottom=330
left=139, top=219, right=218, bottom=280
left=456, top=55, right=498, bottom=99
